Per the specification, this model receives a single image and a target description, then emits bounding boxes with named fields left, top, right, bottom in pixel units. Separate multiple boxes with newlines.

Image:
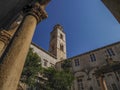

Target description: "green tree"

left=20, top=48, right=74, bottom=90
left=43, top=63, right=74, bottom=90
left=61, top=60, right=72, bottom=71
left=20, top=48, right=42, bottom=86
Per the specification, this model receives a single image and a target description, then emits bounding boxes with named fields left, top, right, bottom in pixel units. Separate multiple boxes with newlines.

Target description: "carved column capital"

left=26, top=2, right=48, bottom=23
left=0, top=30, right=11, bottom=44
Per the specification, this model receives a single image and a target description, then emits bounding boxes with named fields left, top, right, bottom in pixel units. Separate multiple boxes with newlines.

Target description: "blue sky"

left=32, top=0, right=120, bottom=58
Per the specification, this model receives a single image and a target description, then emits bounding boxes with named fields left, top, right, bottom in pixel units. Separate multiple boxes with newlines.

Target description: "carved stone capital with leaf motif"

left=26, top=2, right=48, bottom=23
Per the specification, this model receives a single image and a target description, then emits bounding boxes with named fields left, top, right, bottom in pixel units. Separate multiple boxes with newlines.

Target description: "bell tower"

left=49, top=24, right=67, bottom=61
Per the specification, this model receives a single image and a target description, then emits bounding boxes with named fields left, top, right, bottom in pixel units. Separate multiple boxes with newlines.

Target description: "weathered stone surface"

left=49, top=24, right=67, bottom=61
left=56, top=42, right=120, bottom=90
left=0, top=2, right=49, bottom=90
left=0, top=15, right=37, bottom=90
left=0, top=27, right=18, bottom=57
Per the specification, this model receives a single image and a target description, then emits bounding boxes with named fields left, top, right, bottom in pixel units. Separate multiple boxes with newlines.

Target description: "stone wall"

left=56, top=41, right=120, bottom=90
left=31, top=43, right=58, bottom=68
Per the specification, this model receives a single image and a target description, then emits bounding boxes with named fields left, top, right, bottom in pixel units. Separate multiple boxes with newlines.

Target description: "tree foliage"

left=61, top=59, right=72, bottom=71
left=20, top=48, right=42, bottom=86
left=43, top=63, right=74, bottom=90
left=20, top=48, right=74, bottom=90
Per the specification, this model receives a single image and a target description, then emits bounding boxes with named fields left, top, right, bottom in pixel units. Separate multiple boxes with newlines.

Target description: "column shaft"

left=99, top=76, right=108, bottom=90
left=0, top=25, right=18, bottom=58
left=0, top=15, right=37, bottom=90
left=0, top=2, right=49, bottom=90
left=0, top=30, right=11, bottom=57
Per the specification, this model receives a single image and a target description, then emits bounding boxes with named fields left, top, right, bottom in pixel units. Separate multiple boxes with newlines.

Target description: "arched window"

left=77, top=78, right=84, bottom=90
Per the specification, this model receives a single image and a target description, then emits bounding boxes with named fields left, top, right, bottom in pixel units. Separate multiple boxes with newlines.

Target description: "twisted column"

left=0, top=2, right=49, bottom=90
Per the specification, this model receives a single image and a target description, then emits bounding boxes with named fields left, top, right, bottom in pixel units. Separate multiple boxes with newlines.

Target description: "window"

left=90, top=54, right=96, bottom=62
left=111, top=83, right=118, bottom=90
left=106, top=48, right=115, bottom=56
left=43, top=59, right=48, bottom=66
left=77, top=78, right=84, bottom=90
left=60, top=44, right=64, bottom=51
left=60, top=34, right=63, bottom=40
left=74, top=59, right=80, bottom=66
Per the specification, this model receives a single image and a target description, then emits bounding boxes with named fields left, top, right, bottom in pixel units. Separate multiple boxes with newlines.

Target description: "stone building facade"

left=56, top=41, right=120, bottom=90
left=0, top=22, right=120, bottom=90
left=31, top=43, right=57, bottom=68
left=31, top=24, right=120, bottom=90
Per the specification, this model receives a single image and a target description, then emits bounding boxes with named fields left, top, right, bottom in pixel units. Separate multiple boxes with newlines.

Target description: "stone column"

left=0, top=2, right=49, bottom=90
left=0, top=25, right=19, bottom=58
left=99, top=76, right=108, bottom=90
left=0, top=30, right=11, bottom=57
left=103, top=79, right=108, bottom=90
